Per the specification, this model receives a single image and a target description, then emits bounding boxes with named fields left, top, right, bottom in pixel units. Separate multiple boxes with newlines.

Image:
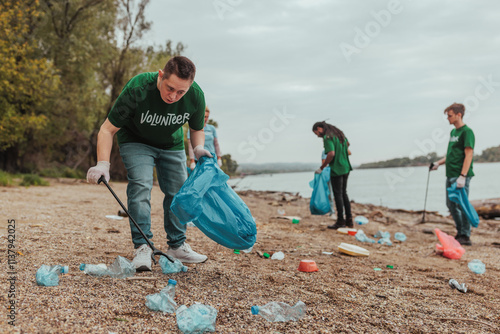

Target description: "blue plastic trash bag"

left=447, top=182, right=480, bottom=228
left=309, top=167, right=331, bottom=215
left=171, top=156, right=257, bottom=250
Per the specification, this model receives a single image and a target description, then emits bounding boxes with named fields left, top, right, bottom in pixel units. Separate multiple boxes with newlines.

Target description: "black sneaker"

left=327, top=220, right=346, bottom=230
left=346, top=217, right=354, bottom=228
left=456, top=235, right=472, bottom=246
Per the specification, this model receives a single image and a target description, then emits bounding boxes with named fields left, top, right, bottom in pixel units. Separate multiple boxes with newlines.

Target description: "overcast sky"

left=144, top=0, right=500, bottom=165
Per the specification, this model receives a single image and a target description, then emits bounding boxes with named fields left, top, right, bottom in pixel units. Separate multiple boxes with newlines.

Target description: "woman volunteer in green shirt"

left=313, top=121, right=353, bottom=229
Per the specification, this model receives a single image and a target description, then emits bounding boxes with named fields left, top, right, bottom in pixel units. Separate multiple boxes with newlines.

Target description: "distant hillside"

left=358, top=153, right=439, bottom=169
left=475, top=145, right=500, bottom=163
left=358, top=145, right=500, bottom=169
left=237, top=162, right=317, bottom=175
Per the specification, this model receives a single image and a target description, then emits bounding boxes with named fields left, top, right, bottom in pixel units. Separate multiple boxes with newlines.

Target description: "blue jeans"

left=446, top=177, right=471, bottom=237
left=119, top=143, right=187, bottom=248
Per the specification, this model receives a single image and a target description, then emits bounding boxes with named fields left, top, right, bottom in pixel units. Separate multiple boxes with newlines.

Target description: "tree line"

left=0, top=0, right=238, bottom=179
left=358, top=145, right=500, bottom=169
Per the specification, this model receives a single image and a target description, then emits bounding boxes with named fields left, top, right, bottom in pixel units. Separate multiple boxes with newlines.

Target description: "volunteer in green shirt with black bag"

left=430, top=103, right=475, bottom=246
left=313, top=121, right=353, bottom=230
left=87, top=56, right=211, bottom=271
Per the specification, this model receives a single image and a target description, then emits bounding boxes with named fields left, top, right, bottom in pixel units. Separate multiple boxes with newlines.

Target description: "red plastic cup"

left=298, top=260, right=319, bottom=272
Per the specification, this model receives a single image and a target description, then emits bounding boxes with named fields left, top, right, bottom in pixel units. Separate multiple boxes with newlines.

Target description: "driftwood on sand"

left=471, top=198, right=500, bottom=219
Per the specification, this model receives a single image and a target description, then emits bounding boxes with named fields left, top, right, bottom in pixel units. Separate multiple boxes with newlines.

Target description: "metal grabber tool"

left=98, top=176, right=174, bottom=264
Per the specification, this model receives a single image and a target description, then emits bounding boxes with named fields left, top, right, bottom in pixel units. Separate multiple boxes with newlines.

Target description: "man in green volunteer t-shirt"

left=86, top=56, right=212, bottom=270
left=430, top=103, right=475, bottom=246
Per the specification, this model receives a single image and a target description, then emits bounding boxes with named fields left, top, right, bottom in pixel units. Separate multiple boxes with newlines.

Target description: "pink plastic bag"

left=434, top=228, right=465, bottom=260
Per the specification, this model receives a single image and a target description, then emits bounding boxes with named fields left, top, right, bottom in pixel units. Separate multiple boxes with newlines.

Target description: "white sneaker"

left=166, top=243, right=207, bottom=264
left=132, top=244, right=152, bottom=271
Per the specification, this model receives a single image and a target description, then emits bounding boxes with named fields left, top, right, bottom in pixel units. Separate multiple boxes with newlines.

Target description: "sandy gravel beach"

left=1, top=179, right=499, bottom=333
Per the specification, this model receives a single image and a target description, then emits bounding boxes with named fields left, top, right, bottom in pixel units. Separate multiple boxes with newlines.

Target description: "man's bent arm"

left=97, top=119, right=120, bottom=162
left=189, top=128, right=206, bottom=150
left=461, top=147, right=473, bottom=176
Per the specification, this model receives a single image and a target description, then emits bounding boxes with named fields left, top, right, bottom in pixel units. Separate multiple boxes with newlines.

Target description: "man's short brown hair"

left=444, top=103, right=465, bottom=117
left=162, top=56, right=196, bottom=81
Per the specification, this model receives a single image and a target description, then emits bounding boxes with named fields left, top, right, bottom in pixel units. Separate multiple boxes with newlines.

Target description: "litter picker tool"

left=420, top=168, right=431, bottom=223
left=98, top=176, right=174, bottom=264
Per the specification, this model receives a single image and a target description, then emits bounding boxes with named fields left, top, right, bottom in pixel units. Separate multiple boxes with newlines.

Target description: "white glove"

left=193, top=145, right=213, bottom=160
left=315, top=168, right=323, bottom=174
left=430, top=162, right=439, bottom=171
left=217, top=158, right=223, bottom=167
left=87, top=161, right=110, bottom=184
left=189, top=162, right=196, bottom=170
left=456, top=175, right=466, bottom=188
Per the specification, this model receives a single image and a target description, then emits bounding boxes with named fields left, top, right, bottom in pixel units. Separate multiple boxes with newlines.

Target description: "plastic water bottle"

left=394, top=232, right=407, bottom=242
left=355, top=230, right=375, bottom=243
left=79, top=263, right=108, bottom=277
left=271, top=251, right=285, bottom=260
left=354, top=215, right=369, bottom=225
left=251, top=301, right=306, bottom=322
left=107, top=256, right=135, bottom=278
left=374, top=231, right=390, bottom=239
left=449, top=279, right=467, bottom=293
left=378, top=238, right=392, bottom=246
left=36, top=265, right=69, bottom=286
left=176, top=303, right=218, bottom=334
left=159, top=256, right=188, bottom=274
left=468, top=259, right=486, bottom=274
left=146, top=279, right=177, bottom=313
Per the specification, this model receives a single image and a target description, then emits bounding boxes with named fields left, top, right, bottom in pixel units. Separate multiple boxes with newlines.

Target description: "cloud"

left=146, top=0, right=500, bottom=164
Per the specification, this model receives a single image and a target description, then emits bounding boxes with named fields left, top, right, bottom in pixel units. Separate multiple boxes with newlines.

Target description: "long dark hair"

left=312, top=121, right=346, bottom=143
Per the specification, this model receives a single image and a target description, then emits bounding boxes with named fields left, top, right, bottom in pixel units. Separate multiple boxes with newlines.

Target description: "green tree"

left=221, top=154, right=238, bottom=175
left=0, top=0, right=60, bottom=171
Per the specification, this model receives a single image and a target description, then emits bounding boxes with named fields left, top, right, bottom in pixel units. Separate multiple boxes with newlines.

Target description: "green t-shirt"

left=445, top=125, right=475, bottom=178
left=107, top=72, right=205, bottom=150
left=323, top=136, right=352, bottom=176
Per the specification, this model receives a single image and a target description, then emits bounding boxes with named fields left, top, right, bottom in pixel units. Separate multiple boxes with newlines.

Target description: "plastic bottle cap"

left=61, top=266, right=69, bottom=274
left=79, top=264, right=86, bottom=271
left=263, top=253, right=270, bottom=258
left=251, top=306, right=259, bottom=315
left=292, top=219, right=300, bottom=224
left=386, top=265, right=394, bottom=269
left=168, top=279, right=177, bottom=285
left=181, top=266, right=188, bottom=272
left=234, top=249, right=240, bottom=254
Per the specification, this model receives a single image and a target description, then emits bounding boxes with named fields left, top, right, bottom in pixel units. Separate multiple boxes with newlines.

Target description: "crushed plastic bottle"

left=146, top=279, right=177, bottom=313
left=468, top=259, right=486, bottom=274
left=176, top=303, right=218, bottom=334
left=80, top=256, right=135, bottom=278
left=36, top=265, right=68, bottom=286
left=242, top=246, right=253, bottom=253
left=159, top=256, right=188, bottom=274
left=355, top=230, right=375, bottom=243
left=79, top=263, right=108, bottom=277
left=354, top=216, right=369, bottom=225
left=374, top=231, right=390, bottom=239
left=251, top=301, right=306, bottom=322
left=271, top=251, right=285, bottom=260
left=378, top=237, right=392, bottom=246
left=107, top=256, right=135, bottom=278
left=394, top=232, right=407, bottom=242
left=448, top=279, right=467, bottom=293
